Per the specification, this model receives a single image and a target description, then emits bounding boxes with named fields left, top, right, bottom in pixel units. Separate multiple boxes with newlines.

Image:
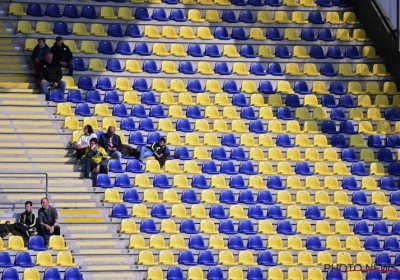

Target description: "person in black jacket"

left=138, top=137, right=170, bottom=167
left=50, top=36, right=73, bottom=76
left=98, top=126, right=122, bottom=160
left=30, top=38, right=50, bottom=77
left=38, top=52, right=66, bottom=100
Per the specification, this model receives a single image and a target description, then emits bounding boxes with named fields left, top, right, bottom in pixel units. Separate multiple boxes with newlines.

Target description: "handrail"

left=371, top=0, right=399, bottom=47
left=0, top=172, right=48, bottom=197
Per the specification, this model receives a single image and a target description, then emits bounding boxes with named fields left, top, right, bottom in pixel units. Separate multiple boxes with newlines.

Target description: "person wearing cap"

left=50, top=36, right=73, bottom=77
left=38, top=52, right=66, bottom=99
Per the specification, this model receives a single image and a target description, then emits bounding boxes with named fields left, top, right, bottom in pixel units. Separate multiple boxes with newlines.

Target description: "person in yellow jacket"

left=84, top=138, right=108, bottom=179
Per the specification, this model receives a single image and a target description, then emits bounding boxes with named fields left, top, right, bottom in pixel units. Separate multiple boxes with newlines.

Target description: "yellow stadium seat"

left=335, top=221, right=354, bottom=235
left=292, top=11, right=308, bottom=24
left=382, top=206, right=400, bottom=221
left=117, top=7, right=134, bottom=20
left=284, top=0, right=300, bottom=5
left=278, top=251, right=296, bottom=266
left=331, top=191, right=351, bottom=205
left=192, top=147, right=211, bottom=160
left=83, top=117, right=99, bottom=131
left=335, top=252, right=353, bottom=265
left=249, top=28, right=266, bottom=40
left=295, top=108, right=312, bottom=121
left=343, top=11, right=360, bottom=24
left=258, top=107, right=275, bottom=121
left=359, top=121, right=377, bottom=134
left=277, top=190, right=294, bottom=205
left=9, top=3, right=26, bottom=15
left=56, top=252, right=75, bottom=267
left=56, top=103, right=74, bottom=117
left=353, top=29, right=370, bottom=41
left=284, top=28, right=301, bottom=40
left=312, top=81, right=329, bottom=94
left=209, top=235, right=227, bottom=250
left=218, top=251, right=237, bottom=266
left=238, top=251, right=257, bottom=266
left=63, top=117, right=81, bottom=130
left=295, top=191, right=313, bottom=205
left=287, top=268, right=304, bottom=280
left=230, top=120, right=248, bottom=133
left=326, top=236, right=344, bottom=251
left=152, top=43, right=169, bottom=56
left=303, top=63, right=321, bottom=76
left=336, top=29, right=352, bottom=41
left=240, top=134, right=258, bottom=148
left=348, top=108, right=364, bottom=121
left=160, top=92, right=177, bottom=106
left=80, top=41, right=98, bottom=54
left=158, top=250, right=179, bottom=265
left=115, top=78, right=133, bottom=91
left=167, top=79, right=185, bottom=93
left=315, top=191, right=333, bottom=205
left=371, top=191, right=390, bottom=206
left=287, top=236, right=306, bottom=250
left=187, top=267, right=205, bottom=280
left=232, top=62, right=250, bottom=76
left=222, top=45, right=240, bottom=58
left=315, top=220, right=333, bottom=235
left=376, top=121, right=393, bottom=134
left=72, top=23, right=89, bottom=36
left=277, top=162, right=295, bottom=175
left=257, top=11, right=273, bottom=23
left=137, top=251, right=156, bottom=265
left=23, top=268, right=40, bottom=280
left=17, top=21, right=34, bottom=34
left=179, top=26, right=196, bottom=39
left=90, top=24, right=107, bottom=36
left=168, top=105, right=184, bottom=119
left=246, top=176, right=265, bottom=190
left=36, top=251, right=55, bottom=267
left=229, top=205, right=248, bottom=219
left=314, top=135, right=331, bottom=148
left=162, top=190, right=180, bottom=204
left=151, top=79, right=168, bottom=92
left=267, top=148, right=284, bottom=161
left=285, top=63, right=303, bottom=76
left=293, top=46, right=310, bottom=59
left=197, top=27, right=214, bottom=39
left=384, top=82, right=400, bottom=94
left=345, top=237, right=364, bottom=251
left=132, top=204, right=150, bottom=218
left=205, top=80, right=222, bottom=93
left=298, top=251, right=316, bottom=266
left=268, top=236, right=286, bottom=250
left=169, top=234, right=188, bottom=249
left=317, top=252, right=333, bottom=266
left=88, top=59, right=105, bottom=72
left=363, top=46, right=380, bottom=59
left=267, top=268, right=283, bottom=280
left=314, top=162, right=332, bottom=176
left=284, top=205, right=304, bottom=220
left=170, top=44, right=187, bottom=57
left=338, top=64, right=356, bottom=76
left=133, top=174, right=153, bottom=189
left=258, top=45, right=275, bottom=58
left=166, top=133, right=182, bottom=146
left=103, top=189, right=122, bottom=203
left=275, top=11, right=291, bottom=23
left=307, top=268, right=323, bottom=280
left=145, top=25, right=161, bottom=38
left=258, top=220, right=276, bottom=235
left=366, top=108, right=383, bottom=121
left=124, top=60, right=142, bottom=73
left=178, top=92, right=195, bottom=106
left=356, top=64, right=373, bottom=76
left=300, top=0, right=316, bottom=5
left=203, top=133, right=220, bottom=147
left=348, top=271, right=363, bottom=280
left=267, top=95, right=283, bottom=107
left=188, top=9, right=204, bottom=22
left=24, top=38, right=37, bottom=51
left=120, top=220, right=139, bottom=234
left=295, top=134, right=313, bottom=148
left=348, top=82, right=365, bottom=95
left=326, top=12, right=342, bottom=24
left=287, top=176, right=303, bottom=190
left=36, top=21, right=53, bottom=35
left=304, top=148, right=322, bottom=162
left=197, top=0, right=213, bottom=5
left=149, top=235, right=167, bottom=250
left=361, top=177, right=380, bottom=191
left=324, top=176, right=342, bottom=190
left=373, top=64, right=390, bottom=76
left=358, top=95, right=373, bottom=108
left=171, top=204, right=189, bottom=218
left=191, top=205, right=209, bottom=219
left=227, top=267, right=246, bottom=280
left=94, top=104, right=111, bottom=117
left=100, top=6, right=117, bottom=19
left=249, top=94, right=266, bottom=108
left=258, top=162, right=275, bottom=175
left=158, top=119, right=175, bottom=132
left=205, top=10, right=222, bottom=22
left=304, top=95, right=320, bottom=107
left=276, top=81, right=294, bottom=94
left=62, top=76, right=78, bottom=90
left=180, top=0, right=196, bottom=4
left=286, top=148, right=303, bottom=161
left=200, top=190, right=218, bottom=204
left=164, top=160, right=182, bottom=174
left=259, top=134, right=276, bottom=147
left=145, top=160, right=163, bottom=173
left=221, top=106, right=238, bottom=119
left=214, top=93, right=231, bottom=107
left=213, top=119, right=229, bottom=133
left=375, top=95, right=391, bottom=108
left=312, top=107, right=330, bottom=120
left=147, top=267, right=164, bottom=280
left=210, top=175, right=228, bottom=190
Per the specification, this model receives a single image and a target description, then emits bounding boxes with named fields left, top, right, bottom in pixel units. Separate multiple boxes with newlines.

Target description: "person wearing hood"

left=50, top=36, right=73, bottom=76
left=31, top=37, right=50, bottom=77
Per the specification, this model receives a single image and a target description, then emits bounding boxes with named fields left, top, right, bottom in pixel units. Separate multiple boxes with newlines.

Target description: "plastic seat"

left=301, top=28, right=318, bottom=41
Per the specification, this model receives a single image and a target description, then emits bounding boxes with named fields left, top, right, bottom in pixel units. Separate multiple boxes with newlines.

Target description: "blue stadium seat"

left=231, top=147, right=249, bottom=161
left=175, top=147, right=192, bottom=160
left=267, top=28, right=283, bottom=41
left=208, top=267, right=225, bottom=280
left=310, top=46, right=327, bottom=59
left=385, top=108, right=400, bottom=121
left=187, top=45, right=204, bottom=58
left=389, top=163, right=400, bottom=176
left=214, top=27, right=231, bottom=40
left=2, top=268, right=19, bottom=280
left=339, top=95, right=356, bottom=108
left=384, top=237, right=400, bottom=252
left=46, top=4, right=61, bottom=17
left=131, top=105, right=147, bottom=118
left=108, top=24, right=124, bottom=37
left=292, top=81, right=310, bottom=95
left=285, top=95, right=302, bottom=107
left=192, top=175, right=211, bottom=189
left=198, top=251, right=217, bottom=266
left=163, top=0, right=179, bottom=4
left=239, top=190, right=256, bottom=204
left=352, top=191, right=370, bottom=205
left=95, top=174, right=112, bottom=188
left=354, top=221, right=372, bottom=235
left=277, top=220, right=296, bottom=235
left=141, top=92, right=158, bottom=105
left=221, top=161, right=239, bottom=175
left=267, top=176, right=284, bottom=190
left=363, top=206, right=381, bottom=220
left=109, top=160, right=124, bottom=173
left=64, top=5, right=80, bottom=18
left=205, top=45, right=222, bottom=57
left=140, top=219, right=159, bottom=234
left=296, top=162, right=314, bottom=175
left=27, top=3, right=43, bottom=16
left=229, top=175, right=246, bottom=189
left=75, top=103, right=93, bottom=117
left=318, top=28, right=335, bottom=41
left=126, top=25, right=142, bottom=38
left=239, top=161, right=257, bottom=175
left=276, top=134, right=294, bottom=147
left=149, top=105, right=167, bottom=118
left=305, top=205, right=323, bottom=220
left=153, top=174, right=171, bottom=189
left=258, top=251, right=277, bottom=266
left=219, top=219, right=237, bottom=234
left=176, top=119, right=194, bottom=132
left=98, top=41, right=115, bottom=54
left=111, top=204, right=130, bottom=218
left=72, top=58, right=87, bottom=72
left=133, top=79, right=150, bottom=92
left=212, top=147, right=229, bottom=161
left=267, top=205, right=286, bottom=220
left=221, top=135, right=237, bottom=148
left=267, top=63, right=284, bottom=75
left=151, top=204, right=170, bottom=219
left=82, top=5, right=97, bottom=19
left=49, top=89, right=66, bottom=102
left=321, top=95, right=337, bottom=108
left=308, top=11, right=325, bottom=24
left=368, top=135, right=385, bottom=148
left=202, top=161, right=219, bottom=175
left=215, top=62, right=232, bottom=75
left=232, top=27, right=249, bottom=40
left=375, top=252, right=391, bottom=266
left=320, top=64, right=337, bottom=76
left=53, top=22, right=70, bottom=35
left=239, top=11, right=256, bottom=23
left=167, top=267, right=184, bottom=280
left=373, top=221, right=391, bottom=236
left=250, top=63, right=267, bottom=76
left=228, top=235, right=246, bottom=250
left=317, top=0, right=333, bottom=7
left=345, top=46, right=362, bottom=59
left=351, top=162, right=369, bottom=176
left=134, top=43, right=151, bottom=56
left=152, top=8, right=168, bottom=21
left=148, top=132, right=161, bottom=143
left=115, top=174, right=134, bottom=188
left=222, top=10, right=238, bottom=23
left=104, top=90, right=121, bottom=104
left=180, top=220, right=198, bottom=234
left=393, top=223, right=400, bottom=235
left=44, top=268, right=61, bottom=280
left=135, top=8, right=151, bottom=20
left=301, top=28, right=318, bottom=41
left=330, top=109, right=347, bottom=121
left=247, top=236, right=266, bottom=250
left=240, top=107, right=258, bottom=120
left=338, top=121, right=356, bottom=135
left=223, top=80, right=240, bottom=94
left=378, top=148, right=395, bottom=162
left=266, top=0, right=282, bottom=6
left=220, top=190, right=237, bottom=204
left=327, top=46, right=344, bottom=59
left=232, top=0, right=247, bottom=5
left=342, top=177, right=360, bottom=191
left=238, top=220, right=257, bottom=234
left=139, top=118, right=156, bottom=132
left=248, top=120, right=267, bottom=134
left=334, top=0, right=353, bottom=7
left=143, top=60, right=160, bottom=73
left=391, top=192, right=400, bottom=207
left=116, top=42, right=133, bottom=55
left=368, top=233, right=387, bottom=249
left=387, top=135, right=400, bottom=148
left=67, top=90, right=84, bottom=104
left=331, top=134, right=349, bottom=148
left=329, top=82, right=347, bottom=94
left=275, top=45, right=292, bottom=58
left=126, top=160, right=144, bottom=173
left=277, top=107, right=294, bottom=120
left=106, top=59, right=124, bottom=72
left=129, top=132, right=146, bottom=145
left=341, top=148, right=359, bottom=162
left=210, top=205, right=228, bottom=219
left=187, top=80, right=204, bottom=93
left=28, top=236, right=47, bottom=251
left=181, top=190, right=199, bottom=204
left=179, top=61, right=196, bottom=74
left=258, top=190, right=276, bottom=204
left=186, top=106, right=203, bottom=119
left=170, top=9, right=186, bottom=22
left=240, top=45, right=257, bottom=58
left=249, top=0, right=265, bottom=5
left=382, top=177, right=398, bottom=191
left=326, top=269, right=342, bottom=280
left=232, top=93, right=250, bottom=107
left=189, top=235, right=207, bottom=250
left=306, top=236, right=325, bottom=251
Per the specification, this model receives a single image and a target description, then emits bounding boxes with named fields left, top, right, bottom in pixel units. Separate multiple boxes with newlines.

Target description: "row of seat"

left=19, top=21, right=369, bottom=42
left=119, top=217, right=400, bottom=236
left=0, top=235, right=67, bottom=251
left=0, top=251, right=75, bottom=267
left=13, top=3, right=360, bottom=26
left=1, top=267, right=81, bottom=280
left=25, top=38, right=380, bottom=60
left=104, top=187, right=400, bottom=206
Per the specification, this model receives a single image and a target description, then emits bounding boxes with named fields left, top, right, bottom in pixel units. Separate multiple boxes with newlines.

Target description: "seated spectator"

left=99, top=126, right=122, bottom=160
left=84, top=138, right=108, bottom=179
left=38, top=197, right=60, bottom=245
left=38, top=52, right=66, bottom=100
left=31, top=38, right=50, bottom=78
left=76, top=125, right=97, bottom=164
left=51, top=36, right=73, bottom=76
left=139, top=137, right=170, bottom=167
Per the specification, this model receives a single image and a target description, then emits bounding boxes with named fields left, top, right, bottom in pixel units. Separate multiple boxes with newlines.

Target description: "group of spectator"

left=31, top=36, right=73, bottom=99
left=0, top=198, right=60, bottom=246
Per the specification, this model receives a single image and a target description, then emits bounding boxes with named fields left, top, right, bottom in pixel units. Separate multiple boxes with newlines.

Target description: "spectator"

left=30, top=38, right=50, bottom=78
left=84, top=138, right=108, bottom=179
left=139, top=137, right=170, bottom=167
left=50, top=36, right=73, bottom=77
left=99, top=126, right=122, bottom=160
left=76, top=125, right=97, bottom=164
left=38, top=52, right=66, bottom=100
left=38, top=197, right=60, bottom=244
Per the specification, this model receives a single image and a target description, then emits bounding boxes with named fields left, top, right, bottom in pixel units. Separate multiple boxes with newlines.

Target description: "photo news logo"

left=324, top=264, right=400, bottom=273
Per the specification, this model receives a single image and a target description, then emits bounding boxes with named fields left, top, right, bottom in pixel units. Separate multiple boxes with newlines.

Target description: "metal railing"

left=0, top=172, right=49, bottom=197
left=373, top=0, right=400, bottom=49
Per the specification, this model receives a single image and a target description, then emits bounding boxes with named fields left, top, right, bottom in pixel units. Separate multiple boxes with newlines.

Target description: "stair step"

left=64, top=217, right=104, bottom=223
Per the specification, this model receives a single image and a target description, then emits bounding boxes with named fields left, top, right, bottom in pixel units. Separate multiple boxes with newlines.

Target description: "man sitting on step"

left=38, top=197, right=60, bottom=245
left=38, top=52, right=66, bottom=100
